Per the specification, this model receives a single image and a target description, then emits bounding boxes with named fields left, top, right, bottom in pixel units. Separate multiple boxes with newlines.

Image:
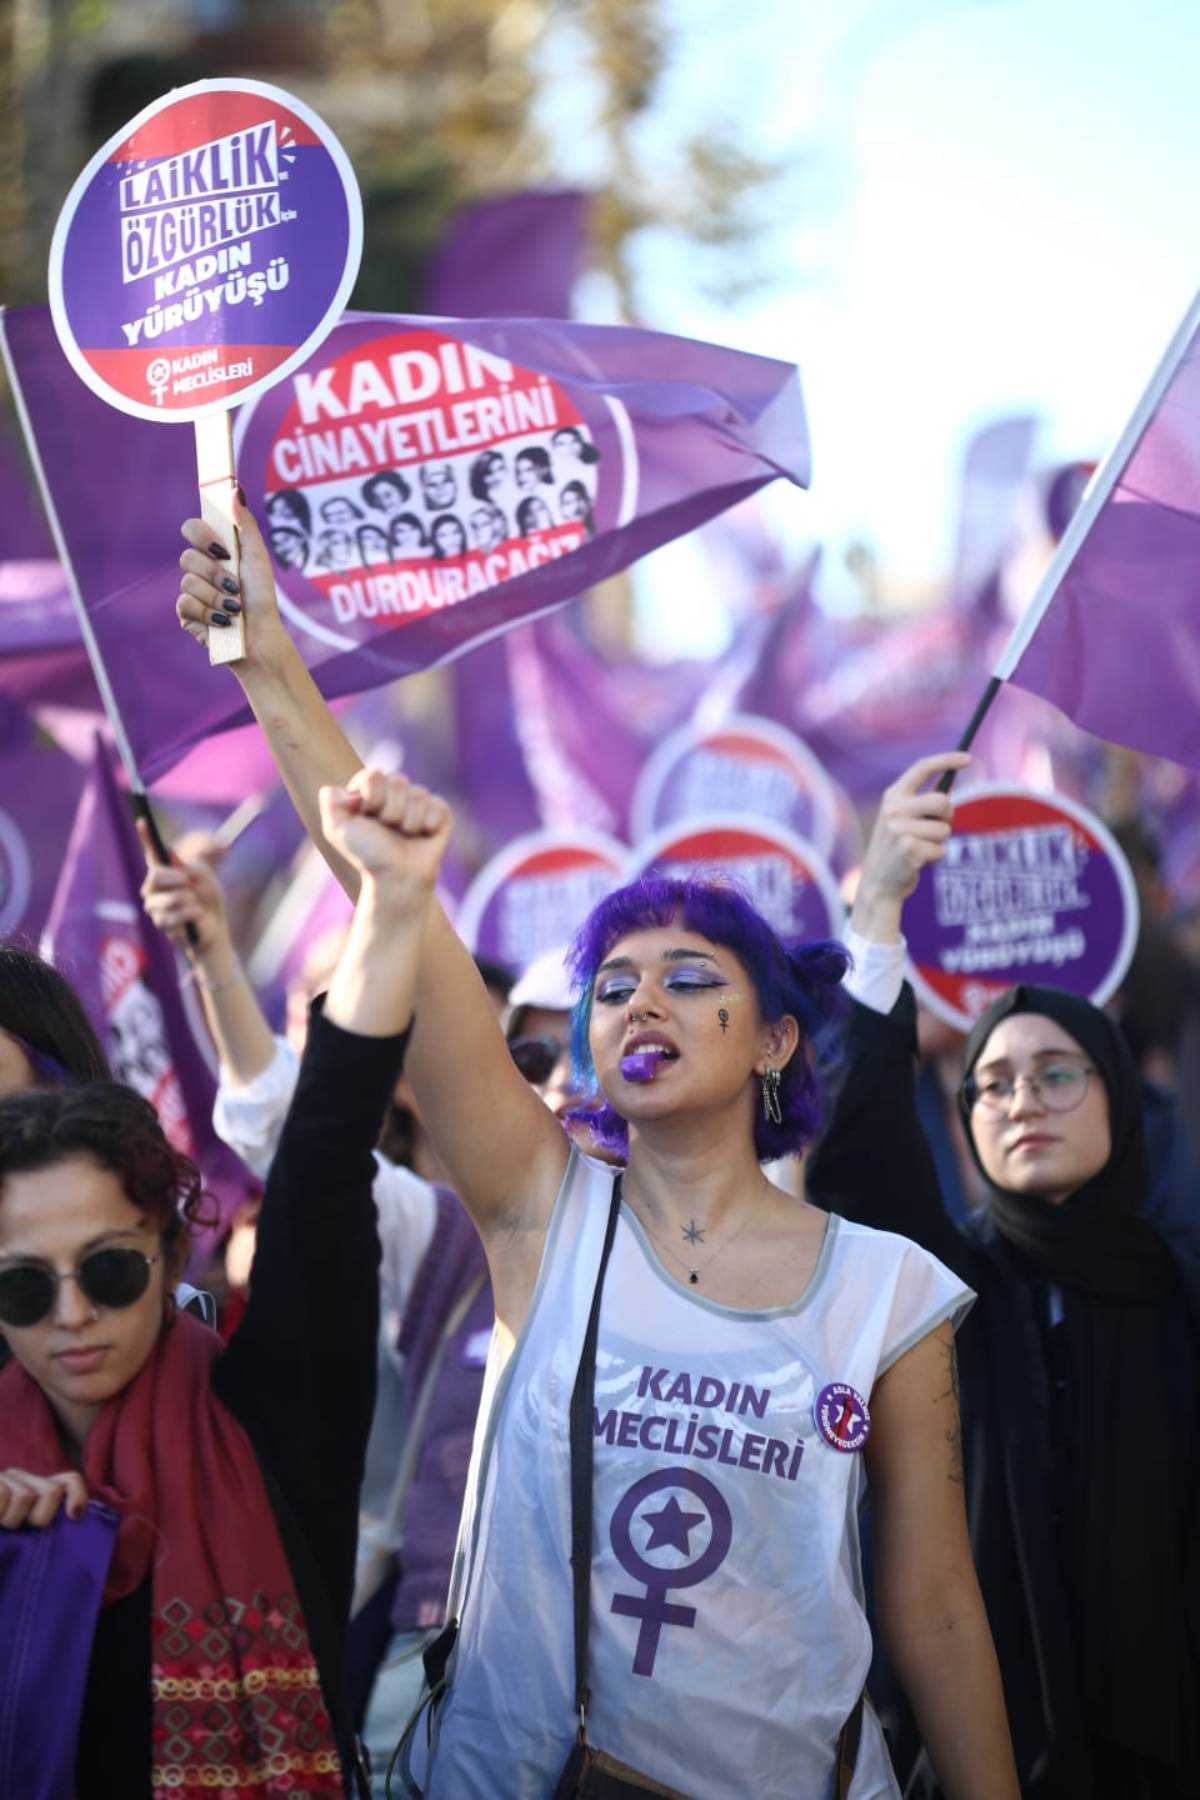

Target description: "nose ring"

left=629, top=1009, right=649, bottom=1023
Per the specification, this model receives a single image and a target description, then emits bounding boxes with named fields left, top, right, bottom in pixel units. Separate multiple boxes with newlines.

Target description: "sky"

left=547, top=0, right=1200, bottom=647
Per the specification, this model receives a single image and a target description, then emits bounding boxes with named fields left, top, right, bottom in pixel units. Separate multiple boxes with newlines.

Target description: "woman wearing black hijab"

left=807, top=753, right=1200, bottom=1799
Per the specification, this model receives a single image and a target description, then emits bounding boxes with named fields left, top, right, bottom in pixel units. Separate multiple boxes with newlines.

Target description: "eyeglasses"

left=508, top=1036, right=568, bottom=1086
left=0, top=1246, right=160, bottom=1328
left=962, top=1062, right=1098, bottom=1117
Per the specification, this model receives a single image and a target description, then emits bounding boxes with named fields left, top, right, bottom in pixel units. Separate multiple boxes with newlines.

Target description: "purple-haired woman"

left=173, top=506, right=1019, bottom=1800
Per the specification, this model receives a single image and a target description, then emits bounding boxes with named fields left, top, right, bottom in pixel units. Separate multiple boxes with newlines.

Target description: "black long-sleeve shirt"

left=78, top=1005, right=406, bottom=1797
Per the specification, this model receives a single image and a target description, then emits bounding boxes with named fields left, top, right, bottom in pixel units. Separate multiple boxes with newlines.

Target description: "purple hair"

left=565, top=873, right=850, bottom=1161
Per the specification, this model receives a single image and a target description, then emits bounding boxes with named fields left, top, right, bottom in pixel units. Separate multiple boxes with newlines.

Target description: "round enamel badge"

left=814, top=1383, right=871, bottom=1453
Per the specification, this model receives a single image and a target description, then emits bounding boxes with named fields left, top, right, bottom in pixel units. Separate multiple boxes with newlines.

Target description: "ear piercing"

left=761, top=1066, right=783, bottom=1124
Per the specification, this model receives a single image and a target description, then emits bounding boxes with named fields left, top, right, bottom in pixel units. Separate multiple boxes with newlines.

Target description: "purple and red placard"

left=628, top=817, right=844, bottom=945
left=458, top=829, right=628, bottom=972
left=630, top=715, right=838, bottom=859
left=235, top=316, right=631, bottom=660
left=48, top=79, right=362, bottom=422
left=904, top=786, right=1139, bottom=1031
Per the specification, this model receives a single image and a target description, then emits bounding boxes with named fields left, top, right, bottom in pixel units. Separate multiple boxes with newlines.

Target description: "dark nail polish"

left=209, top=541, right=230, bottom=560
left=222, top=597, right=242, bottom=613
left=211, top=610, right=232, bottom=627
left=221, top=576, right=240, bottom=595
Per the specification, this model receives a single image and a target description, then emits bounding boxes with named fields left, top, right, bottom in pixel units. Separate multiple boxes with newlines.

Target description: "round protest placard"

left=48, top=79, right=362, bottom=422
left=458, top=829, right=628, bottom=972
left=630, top=715, right=838, bottom=860
left=628, top=817, right=844, bottom=944
left=904, top=785, right=1139, bottom=1031
left=235, top=316, right=633, bottom=654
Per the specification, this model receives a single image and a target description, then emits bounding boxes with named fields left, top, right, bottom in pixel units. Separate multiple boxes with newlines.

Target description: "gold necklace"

left=628, top=1186, right=763, bottom=1286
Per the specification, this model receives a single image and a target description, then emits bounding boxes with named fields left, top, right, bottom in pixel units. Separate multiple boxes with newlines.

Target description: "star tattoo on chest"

left=682, top=1219, right=707, bottom=1245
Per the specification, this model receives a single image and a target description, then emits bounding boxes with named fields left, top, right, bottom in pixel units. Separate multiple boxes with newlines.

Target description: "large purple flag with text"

left=3, top=304, right=809, bottom=782
left=0, top=698, right=85, bottom=943
left=1003, top=295, right=1200, bottom=767
left=41, top=737, right=250, bottom=1254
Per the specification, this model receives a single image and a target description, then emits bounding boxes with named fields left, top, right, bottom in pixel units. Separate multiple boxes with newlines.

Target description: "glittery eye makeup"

left=663, top=968, right=727, bottom=993
left=595, top=977, right=637, bottom=1005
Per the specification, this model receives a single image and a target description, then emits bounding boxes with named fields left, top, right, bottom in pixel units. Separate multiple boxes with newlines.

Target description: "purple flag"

left=0, top=429, right=91, bottom=698
left=2, top=304, right=809, bottom=783
left=1002, top=294, right=1200, bottom=768
left=0, top=560, right=80, bottom=660
left=41, top=736, right=250, bottom=1256
left=949, top=414, right=1039, bottom=603
left=451, top=607, right=765, bottom=851
left=421, top=190, right=588, bottom=319
left=0, top=423, right=53, bottom=559
left=0, top=556, right=94, bottom=716
left=0, top=697, right=85, bottom=943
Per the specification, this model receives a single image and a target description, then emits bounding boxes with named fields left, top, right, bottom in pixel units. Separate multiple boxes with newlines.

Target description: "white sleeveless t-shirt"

left=419, top=1149, right=974, bottom=1799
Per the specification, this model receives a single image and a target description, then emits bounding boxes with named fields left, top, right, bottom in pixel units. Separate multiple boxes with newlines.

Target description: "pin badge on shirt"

left=814, top=1382, right=871, bottom=1453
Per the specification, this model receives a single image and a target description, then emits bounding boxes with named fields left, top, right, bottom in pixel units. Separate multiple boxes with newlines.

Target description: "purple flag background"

left=421, top=190, right=589, bottom=318
left=41, top=737, right=250, bottom=1257
left=950, top=414, right=1039, bottom=602
left=0, top=425, right=53, bottom=559
left=1007, top=302, right=1200, bottom=768
left=0, top=697, right=85, bottom=942
left=3, top=303, right=809, bottom=782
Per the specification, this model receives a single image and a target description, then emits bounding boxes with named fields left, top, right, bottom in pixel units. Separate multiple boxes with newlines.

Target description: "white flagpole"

left=936, top=285, right=1200, bottom=791
left=993, top=284, right=1200, bottom=680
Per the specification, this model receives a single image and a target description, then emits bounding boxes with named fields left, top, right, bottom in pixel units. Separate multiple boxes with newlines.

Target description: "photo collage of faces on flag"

left=263, top=422, right=600, bottom=582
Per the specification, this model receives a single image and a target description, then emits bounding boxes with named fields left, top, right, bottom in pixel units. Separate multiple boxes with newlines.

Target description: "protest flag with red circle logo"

left=0, top=304, right=809, bottom=784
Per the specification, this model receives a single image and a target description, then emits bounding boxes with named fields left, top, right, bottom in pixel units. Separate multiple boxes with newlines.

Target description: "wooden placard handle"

left=195, top=409, right=245, bottom=667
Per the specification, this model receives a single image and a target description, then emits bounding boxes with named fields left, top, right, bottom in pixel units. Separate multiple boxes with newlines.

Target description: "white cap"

left=506, top=945, right=577, bottom=1033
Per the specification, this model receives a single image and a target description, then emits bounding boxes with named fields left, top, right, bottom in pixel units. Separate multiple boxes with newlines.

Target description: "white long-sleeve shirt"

left=214, top=1036, right=437, bottom=1350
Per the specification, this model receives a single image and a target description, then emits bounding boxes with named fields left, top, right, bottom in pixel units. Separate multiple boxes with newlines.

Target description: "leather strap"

left=568, top=1173, right=624, bottom=1732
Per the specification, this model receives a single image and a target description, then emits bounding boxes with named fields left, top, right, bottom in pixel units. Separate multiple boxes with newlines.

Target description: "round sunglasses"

left=0, top=1245, right=160, bottom=1329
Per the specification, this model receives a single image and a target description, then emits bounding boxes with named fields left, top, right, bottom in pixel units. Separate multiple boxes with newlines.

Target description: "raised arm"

left=137, top=824, right=276, bottom=1087
left=807, top=753, right=973, bottom=1278
left=178, top=509, right=364, bottom=896
left=174, top=526, right=568, bottom=1292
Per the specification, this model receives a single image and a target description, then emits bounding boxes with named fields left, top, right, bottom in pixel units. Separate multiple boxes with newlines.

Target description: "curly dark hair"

left=0, top=1082, right=208, bottom=1266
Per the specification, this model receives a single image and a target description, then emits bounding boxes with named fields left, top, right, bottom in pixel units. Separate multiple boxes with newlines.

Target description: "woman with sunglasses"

left=809, top=751, right=1200, bottom=1799
left=137, top=845, right=584, bottom=1797
left=0, top=770, right=430, bottom=1799
left=171, top=505, right=1019, bottom=1800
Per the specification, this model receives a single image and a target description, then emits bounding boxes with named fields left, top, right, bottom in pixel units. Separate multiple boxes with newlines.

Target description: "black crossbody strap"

left=567, top=1172, right=624, bottom=1733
